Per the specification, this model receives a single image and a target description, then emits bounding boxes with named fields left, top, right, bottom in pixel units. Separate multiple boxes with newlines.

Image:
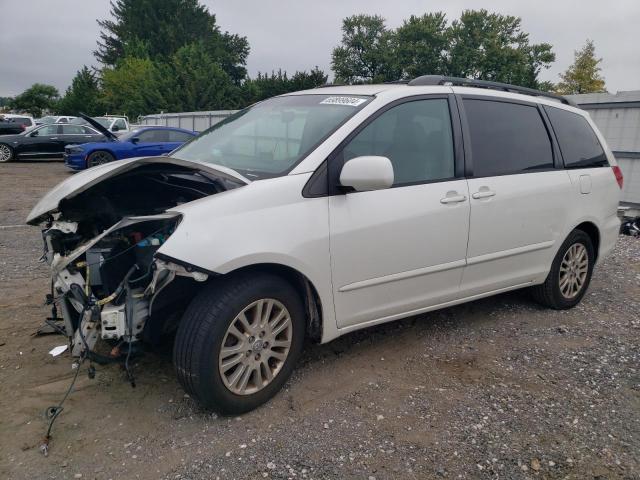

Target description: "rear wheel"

left=173, top=273, right=305, bottom=414
left=532, top=229, right=595, bottom=309
left=86, top=150, right=114, bottom=168
left=0, top=144, right=14, bottom=162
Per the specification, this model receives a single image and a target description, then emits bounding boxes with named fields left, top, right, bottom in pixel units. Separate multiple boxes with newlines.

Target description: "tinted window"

left=464, top=99, right=553, bottom=176
left=82, top=126, right=98, bottom=134
left=61, top=125, right=87, bottom=135
left=137, top=129, right=169, bottom=142
left=113, top=118, right=127, bottom=130
left=545, top=106, right=607, bottom=168
left=168, top=130, right=194, bottom=142
left=11, top=117, right=31, bottom=126
left=343, top=99, right=455, bottom=185
left=35, top=125, right=59, bottom=135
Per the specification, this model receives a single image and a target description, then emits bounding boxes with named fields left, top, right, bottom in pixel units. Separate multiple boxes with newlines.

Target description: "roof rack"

left=407, top=75, right=576, bottom=107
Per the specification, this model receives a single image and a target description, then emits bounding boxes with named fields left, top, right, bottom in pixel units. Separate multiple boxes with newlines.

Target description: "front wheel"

left=86, top=150, right=114, bottom=168
left=532, top=229, right=595, bottom=309
left=0, top=144, right=14, bottom=162
left=173, top=273, right=305, bottom=414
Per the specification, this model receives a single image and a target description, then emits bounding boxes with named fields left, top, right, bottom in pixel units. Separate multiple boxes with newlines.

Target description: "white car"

left=35, top=115, right=77, bottom=125
left=27, top=76, right=621, bottom=414
left=71, top=115, right=130, bottom=135
left=1, top=113, right=36, bottom=131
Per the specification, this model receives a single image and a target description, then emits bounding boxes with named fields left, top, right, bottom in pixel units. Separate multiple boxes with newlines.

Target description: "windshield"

left=70, top=117, right=88, bottom=125
left=38, top=116, right=57, bottom=124
left=171, top=94, right=371, bottom=179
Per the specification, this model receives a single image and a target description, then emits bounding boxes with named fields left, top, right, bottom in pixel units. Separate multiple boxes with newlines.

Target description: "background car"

left=0, top=123, right=104, bottom=162
left=35, top=115, right=77, bottom=125
left=0, top=114, right=36, bottom=134
left=71, top=115, right=130, bottom=135
left=64, top=125, right=197, bottom=169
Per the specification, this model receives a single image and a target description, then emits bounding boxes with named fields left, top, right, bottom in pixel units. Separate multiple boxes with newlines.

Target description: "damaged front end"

left=28, top=158, right=248, bottom=363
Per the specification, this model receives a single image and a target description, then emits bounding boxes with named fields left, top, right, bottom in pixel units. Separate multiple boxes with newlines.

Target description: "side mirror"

left=339, top=156, right=394, bottom=192
left=30, top=130, right=39, bottom=137
left=112, top=125, right=120, bottom=132
left=130, top=137, right=140, bottom=144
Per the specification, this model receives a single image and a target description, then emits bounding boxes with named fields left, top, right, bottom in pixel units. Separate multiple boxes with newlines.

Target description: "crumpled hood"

left=26, top=156, right=250, bottom=225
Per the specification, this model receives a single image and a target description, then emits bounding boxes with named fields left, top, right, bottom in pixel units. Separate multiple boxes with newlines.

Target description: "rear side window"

left=168, top=130, right=194, bottom=142
left=464, top=99, right=554, bottom=177
left=544, top=106, right=608, bottom=168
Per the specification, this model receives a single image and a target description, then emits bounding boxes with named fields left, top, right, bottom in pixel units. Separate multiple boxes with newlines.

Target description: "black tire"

left=0, top=143, right=14, bottom=163
left=531, top=229, right=595, bottom=309
left=173, top=272, right=305, bottom=414
left=86, top=150, right=114, bottom=168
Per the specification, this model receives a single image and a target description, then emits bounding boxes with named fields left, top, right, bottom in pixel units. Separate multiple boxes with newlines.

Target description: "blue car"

left=64, top=121, right=197, bottom=170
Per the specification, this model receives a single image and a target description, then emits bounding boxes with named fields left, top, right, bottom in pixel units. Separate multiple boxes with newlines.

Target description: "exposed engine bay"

left=35, top=161, right=245, bottom=368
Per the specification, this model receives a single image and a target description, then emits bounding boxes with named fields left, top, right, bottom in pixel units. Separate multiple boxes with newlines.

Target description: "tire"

left=86, top=150, right=114, bottom=168
left=173, top=272, right=306, bottom=414
left=531, top=229, right=595, bottom=309
left=0, top=143, right=14, bottom=162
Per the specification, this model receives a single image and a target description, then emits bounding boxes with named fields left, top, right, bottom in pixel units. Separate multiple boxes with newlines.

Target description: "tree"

left=167, top=42, right=243, bottom=111
left=447, top=10, right=555, bottom=88
left=331, top=14, right=400, bottom=83
left=396, top=13, right=449, bottom=79
left=10, top=84, right=60, bottom=117
left=95, top=0, right=249, bottom=82
left=101, top=56, right=171, bottom=118
left=242, top=67, right=329, bottom=104
left=58, top=66, right=103, bottom=116
left=556, top=40, right=606, bottom=94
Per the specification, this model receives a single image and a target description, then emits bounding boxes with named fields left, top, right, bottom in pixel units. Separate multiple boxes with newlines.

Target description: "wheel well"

left=574, top=222, right=600, bottom=260
left=85, top=149, right=114, bottom=166
left=223, top=263, right=324, bottom=342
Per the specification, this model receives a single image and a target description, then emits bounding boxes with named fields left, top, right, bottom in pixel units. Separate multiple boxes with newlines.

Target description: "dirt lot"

left=0, top=160, right=638, bottom=480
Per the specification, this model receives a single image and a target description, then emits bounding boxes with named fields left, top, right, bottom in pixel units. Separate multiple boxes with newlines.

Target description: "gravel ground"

left=0, top=161, right=638, bottom=479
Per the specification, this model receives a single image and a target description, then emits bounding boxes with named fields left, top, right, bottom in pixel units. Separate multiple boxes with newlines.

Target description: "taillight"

left=612, top=166, right=623, bottom=189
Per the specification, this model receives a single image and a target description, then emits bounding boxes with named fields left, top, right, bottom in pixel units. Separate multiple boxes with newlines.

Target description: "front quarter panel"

left=158, top=173, right=336, bottom=336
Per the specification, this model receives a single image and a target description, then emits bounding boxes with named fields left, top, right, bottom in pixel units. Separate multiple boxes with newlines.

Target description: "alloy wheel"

left=88, top=151, right=112, bottom=167
left=0, top=144, right=12, bottom=162
left=218, top=298, right=293, bottom=395
left=558, top=243, right=589, bottom=299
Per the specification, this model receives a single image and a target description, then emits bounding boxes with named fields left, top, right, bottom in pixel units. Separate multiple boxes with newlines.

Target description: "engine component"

left=100, top=289, right=149, bottom=341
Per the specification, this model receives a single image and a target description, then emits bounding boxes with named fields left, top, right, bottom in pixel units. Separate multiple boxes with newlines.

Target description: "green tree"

left=396, top=13, right=449, bottom=79
left=95, top=0, right=249, bottom=82
left=58, top=66, right=103, bottom=116
left=10, top=84, right=60, bottom=117
left=331, top=14, right=400, bottom=83
left=447, top=10, right=555, bottom=88
left=168, top=42, right=243, bottom=111
left=101, top=56, right=170, bottom=118
left=556, top=40, right=606, bottom=94
left=242, top=67, right=329, bottom=104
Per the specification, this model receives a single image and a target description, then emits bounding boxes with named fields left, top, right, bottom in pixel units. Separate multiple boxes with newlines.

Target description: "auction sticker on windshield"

left=319, top=96, right=368, bottom=107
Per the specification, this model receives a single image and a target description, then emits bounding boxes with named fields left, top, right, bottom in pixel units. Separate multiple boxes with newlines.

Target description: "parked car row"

left=0, top=113, right=197, bottom=168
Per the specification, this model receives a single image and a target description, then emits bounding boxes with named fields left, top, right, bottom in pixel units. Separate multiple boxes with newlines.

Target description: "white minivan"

left=28, top=76, right=622, bottom=414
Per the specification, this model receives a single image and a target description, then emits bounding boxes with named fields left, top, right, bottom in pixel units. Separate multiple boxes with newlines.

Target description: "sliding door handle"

left=440, top=194, right=467, bottom=204
left=472, top=189, right=496, bottom=199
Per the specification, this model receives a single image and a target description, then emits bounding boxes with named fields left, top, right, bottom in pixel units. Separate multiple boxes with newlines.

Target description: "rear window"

left=11, top=117, right=32, bottom=126
left=544, top=106, right=608, bottom=168
left=463, top=99, right=554, bottom=177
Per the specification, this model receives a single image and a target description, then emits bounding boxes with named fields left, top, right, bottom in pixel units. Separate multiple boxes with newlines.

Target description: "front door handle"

left=440, top=192, right=467, bottom=204
left=472, top=188, right=496, bottom=199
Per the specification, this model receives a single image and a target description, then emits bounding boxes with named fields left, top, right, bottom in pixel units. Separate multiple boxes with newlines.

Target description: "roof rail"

left=407, top=75, right=576, bottom=107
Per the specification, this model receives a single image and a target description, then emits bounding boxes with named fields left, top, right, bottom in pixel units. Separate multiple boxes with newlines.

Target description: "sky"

left=0, top=0, right=639, bottom=97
